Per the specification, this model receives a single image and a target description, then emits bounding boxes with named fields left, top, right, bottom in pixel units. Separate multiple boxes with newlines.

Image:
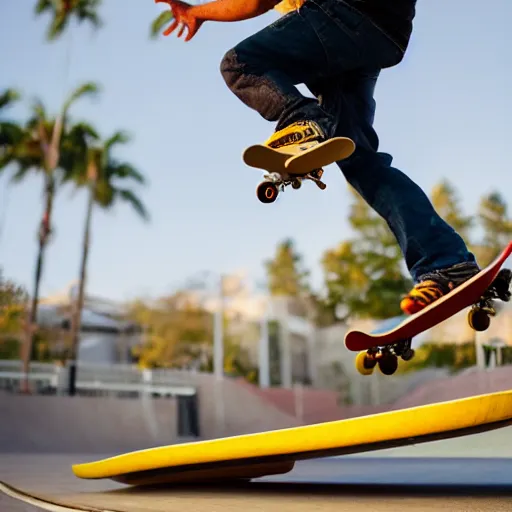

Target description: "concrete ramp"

left=0, top=394, right=178, bottom=454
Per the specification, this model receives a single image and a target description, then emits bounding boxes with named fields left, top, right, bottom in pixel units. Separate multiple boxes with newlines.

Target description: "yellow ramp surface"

left=72, top=390, right=512, bottom=485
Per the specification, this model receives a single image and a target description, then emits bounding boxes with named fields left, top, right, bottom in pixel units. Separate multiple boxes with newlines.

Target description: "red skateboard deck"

left=345, top=241, right=512, bottom=375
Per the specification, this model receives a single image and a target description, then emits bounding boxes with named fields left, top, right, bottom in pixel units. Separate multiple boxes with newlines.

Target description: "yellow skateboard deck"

left=71, top=390, right=512, bottom=486
left=243, top=137, right=355, bottom=203
left=284, top=137, right=355, bottom=174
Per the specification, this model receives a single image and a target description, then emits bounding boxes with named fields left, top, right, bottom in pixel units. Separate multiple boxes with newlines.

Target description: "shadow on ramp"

left=2, top=460, right=512, bottom=512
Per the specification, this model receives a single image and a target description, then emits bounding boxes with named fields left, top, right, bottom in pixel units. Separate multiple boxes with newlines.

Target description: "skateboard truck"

left=256, top=168, right=327, bottom=203
left=467, top=268, right=511, bottom=330
left=246, top=137, right=354, bottom=204
left=306, top=169, right=326, bottom=190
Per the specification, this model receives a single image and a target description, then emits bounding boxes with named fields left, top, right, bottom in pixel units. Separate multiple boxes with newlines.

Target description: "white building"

left=38, top=282, right=142, bottom=364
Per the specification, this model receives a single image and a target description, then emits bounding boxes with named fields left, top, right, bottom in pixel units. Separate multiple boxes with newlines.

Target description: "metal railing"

left=0, top=360, right=196, bottom=397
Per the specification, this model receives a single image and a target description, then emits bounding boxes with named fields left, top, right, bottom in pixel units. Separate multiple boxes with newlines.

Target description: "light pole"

left=258, top=301, right=270, bottom=389
left=213, top=274, right=225, bottom=380
left=185, top=271, right=228, bottom=378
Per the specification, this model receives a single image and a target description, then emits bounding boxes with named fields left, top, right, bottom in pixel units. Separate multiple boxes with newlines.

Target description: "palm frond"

left=60, top=122, right=100, bottom=184
left=92, top=178, right=115, bottom=207
left=37, top=0, right=103, bottom=42
left=0, top=89, right=21, bottom=110
left=31, top=99, right=47, bottom=122
left=117, top=188, right=150, bottom=221
left=109, top=162, right=146, bottom=184
left=0, top=122, right=24, bottom=148
left=34, top=0, right=53, bottom=15
left=104, top=131, right=131, bottom=152
left=77, top=7, right=102, bottom=28
left=62, top=82, right=100, bottom=115
left=11, top=164, right=34, bottom=183
left=150, top=11, right=174, bottom=39
left=47, top=12, right=69, bottom=41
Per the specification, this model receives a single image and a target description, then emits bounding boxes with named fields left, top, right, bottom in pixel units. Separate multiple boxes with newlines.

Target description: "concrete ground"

left=1, top=426, right=512, bottom=512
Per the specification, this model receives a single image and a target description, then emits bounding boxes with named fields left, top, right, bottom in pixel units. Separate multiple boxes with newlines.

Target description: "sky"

left=0, top=0, right=511, bottom=303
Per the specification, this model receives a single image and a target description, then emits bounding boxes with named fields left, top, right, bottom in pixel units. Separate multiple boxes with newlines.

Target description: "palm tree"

left=64, top=126, right=149, bottom=395
left=0, top=82, right=99, bottom=390
left=0, top=88, right=24, bottom=253
left=35, top=0, right=102, bottom=41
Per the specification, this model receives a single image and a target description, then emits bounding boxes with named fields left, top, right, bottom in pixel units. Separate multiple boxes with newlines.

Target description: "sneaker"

left=264, top=120, right=325, bottom=150
left=400, top=261, right=480, bottom=314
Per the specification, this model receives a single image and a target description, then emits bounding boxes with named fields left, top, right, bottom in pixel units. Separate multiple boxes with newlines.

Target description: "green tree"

left=475, top=192, right=512, bottom=267
left=35, top=0, right=102, bottom=41
left=265, top=238, right=309, bottom=297
left=0, top=83, right=99, bottom=387
left=129, top=289, right=258, bottom=382
left=0, top=268, right=28, bottom=339
left=322, top=187, right=412, bottom=320
left=397, top=342, right=476, bottom=374
left=128, top=291, right=214, bottom=368
left=61, top=127, right=149, bottom=394
left=431, top=179, right=474, bottom=247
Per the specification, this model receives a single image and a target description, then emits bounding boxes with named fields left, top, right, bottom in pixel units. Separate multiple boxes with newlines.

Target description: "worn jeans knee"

left=220, top=48, right=240, bottom=91
left=220, top=45, right=287, bottom=122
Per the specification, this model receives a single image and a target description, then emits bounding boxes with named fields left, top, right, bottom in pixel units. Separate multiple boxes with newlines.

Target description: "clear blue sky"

left=0, top=0, right=510, bottom=302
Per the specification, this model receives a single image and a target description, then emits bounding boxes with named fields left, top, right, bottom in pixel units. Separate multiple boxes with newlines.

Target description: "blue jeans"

left=220, top=0, right=476, bottom=282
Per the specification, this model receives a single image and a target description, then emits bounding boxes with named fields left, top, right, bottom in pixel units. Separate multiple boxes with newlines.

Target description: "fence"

left=0, top=360, right=196, bottom=398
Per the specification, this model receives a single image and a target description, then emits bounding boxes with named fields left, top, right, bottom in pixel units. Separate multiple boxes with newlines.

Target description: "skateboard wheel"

left=402, top=348, right=415, bottom=361
left=467, top=308, right=490, bottom=332
left=493, top=268, right=512, bottom=301
left=355, top=351, right=376, bottom=376
left=257, top=182, right=278, bottom=203
left=378, top=353, right=398, bottom=376
left=291, top=179, right=301, bottom=189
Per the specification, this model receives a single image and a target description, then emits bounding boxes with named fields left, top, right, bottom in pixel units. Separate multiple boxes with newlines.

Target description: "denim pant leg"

left=307, top=71, right=477, bottom=281
left=220, top=2, right=371, bottom=136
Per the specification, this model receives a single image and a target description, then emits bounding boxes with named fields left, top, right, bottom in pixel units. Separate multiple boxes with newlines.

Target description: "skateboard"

left=345, top=241, right=512, bottom=377
left=243, top=137, right=355, bottom=203
left=69, top=391, right=512, bottom=487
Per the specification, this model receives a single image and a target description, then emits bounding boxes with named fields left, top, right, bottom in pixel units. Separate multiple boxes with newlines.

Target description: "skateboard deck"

left=243, top=137, right=355, bottom=203
left=345, top=241, right=512, bottom=376
left=284, top=137, right=355, bottom=174
left=69, top=390, right=512, bottom=486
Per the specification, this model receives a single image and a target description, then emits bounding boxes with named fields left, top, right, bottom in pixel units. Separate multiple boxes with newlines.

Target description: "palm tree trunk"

left=21, top=175, right=55, bottom=392
left=67, top=182, right=94, bottom=396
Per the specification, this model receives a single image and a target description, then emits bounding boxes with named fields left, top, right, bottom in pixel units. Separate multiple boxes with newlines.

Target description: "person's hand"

left=155, top=0, right=204, bottom=41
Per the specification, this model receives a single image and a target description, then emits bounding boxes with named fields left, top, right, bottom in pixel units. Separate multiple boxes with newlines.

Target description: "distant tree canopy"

left=264, top=181, right=510, bottom=327
left=264, top=238, right=309, bottom=297
left=322, top=187, right=412, bottom=321
left=0, top=268, right=28, bottom=338
left=127, top=289, right=258, bottom=383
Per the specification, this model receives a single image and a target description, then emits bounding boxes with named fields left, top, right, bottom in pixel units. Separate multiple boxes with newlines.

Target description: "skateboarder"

left=158, top=0, right=480, bottom=314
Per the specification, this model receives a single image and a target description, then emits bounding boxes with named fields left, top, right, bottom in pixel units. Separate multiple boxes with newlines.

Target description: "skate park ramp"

left=2, top=389, right=512, bottom=511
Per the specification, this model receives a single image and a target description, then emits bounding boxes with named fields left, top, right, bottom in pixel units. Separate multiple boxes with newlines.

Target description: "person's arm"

left=190, top=0, right=281, bottom=22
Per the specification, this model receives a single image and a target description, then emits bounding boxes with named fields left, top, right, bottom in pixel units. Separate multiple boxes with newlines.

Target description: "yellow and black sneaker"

left=264, top=120, right=325, bottom=150
left=400, top=261, right=480, bottom=315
